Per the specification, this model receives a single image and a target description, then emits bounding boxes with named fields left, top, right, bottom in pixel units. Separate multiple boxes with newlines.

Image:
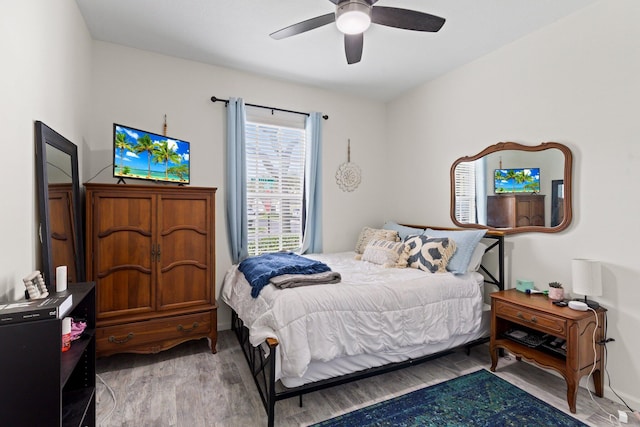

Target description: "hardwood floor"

left=96, top=330, right=637, bottom=427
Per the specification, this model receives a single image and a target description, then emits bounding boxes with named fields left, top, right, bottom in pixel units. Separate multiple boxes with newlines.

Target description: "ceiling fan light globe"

left=336, top=1, right=371, bottom=34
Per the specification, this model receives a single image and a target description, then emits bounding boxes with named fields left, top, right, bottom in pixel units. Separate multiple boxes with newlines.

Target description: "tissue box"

left=516, top=279, right=534, bottom=293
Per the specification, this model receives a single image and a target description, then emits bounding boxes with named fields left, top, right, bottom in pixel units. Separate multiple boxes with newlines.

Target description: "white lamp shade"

left=572, top=259, right=602, bottom=297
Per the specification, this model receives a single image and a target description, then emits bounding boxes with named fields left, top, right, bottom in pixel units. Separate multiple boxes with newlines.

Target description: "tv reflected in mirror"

left=494, top=168, right=540, bottom=194
left=113, top=123, right=190, bottom=185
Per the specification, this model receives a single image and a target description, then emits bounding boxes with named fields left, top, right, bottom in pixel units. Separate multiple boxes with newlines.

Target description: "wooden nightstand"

left=490, top=289, right=606, bottom=413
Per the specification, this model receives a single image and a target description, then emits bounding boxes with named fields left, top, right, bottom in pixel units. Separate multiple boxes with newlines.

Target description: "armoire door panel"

left=158, top=265, right=209, bottom=309
left=158, top=196, right=209, bottom=232
left=96, top=270, right=154, bottom=317
left=160, top=229, right=208, bottom=265
left=95, top=195, right=154, bottom=232
left=157, top=195, right=212, bottom=310
left=96, top=232, right=153, bottom=271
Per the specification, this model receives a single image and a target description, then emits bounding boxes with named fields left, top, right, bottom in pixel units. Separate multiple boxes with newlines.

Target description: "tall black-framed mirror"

left=35, top=121, right=84, bottom=292
left=450, top=141, right=573, bottom=234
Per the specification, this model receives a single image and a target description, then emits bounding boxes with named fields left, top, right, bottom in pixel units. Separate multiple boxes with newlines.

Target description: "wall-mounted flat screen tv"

left=113, top=123, right=190, bottom=185
left=494, top=168, right=540, bottom=193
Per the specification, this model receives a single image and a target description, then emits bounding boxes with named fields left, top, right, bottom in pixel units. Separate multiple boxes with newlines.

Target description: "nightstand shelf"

left=490, top=289, right=606, bottom=413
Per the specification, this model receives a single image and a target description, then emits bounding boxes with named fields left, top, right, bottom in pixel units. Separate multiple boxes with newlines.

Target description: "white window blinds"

left=454, top=161, right=477, bottom=224
left=245, top=118, right=306, bottom=255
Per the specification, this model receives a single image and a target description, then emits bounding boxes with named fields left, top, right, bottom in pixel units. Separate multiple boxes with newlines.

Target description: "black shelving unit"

left=0, top=282, right=96, bottom=426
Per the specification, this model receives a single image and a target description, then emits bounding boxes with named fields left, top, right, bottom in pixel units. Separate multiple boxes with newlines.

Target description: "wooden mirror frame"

left=35, top=121, right=85, bottom=293
left=450, top=141, right=573, bottom=234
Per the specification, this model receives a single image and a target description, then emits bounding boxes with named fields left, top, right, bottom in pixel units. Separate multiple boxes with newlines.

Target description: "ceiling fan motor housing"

left=336, top=0, right=372, bottom=34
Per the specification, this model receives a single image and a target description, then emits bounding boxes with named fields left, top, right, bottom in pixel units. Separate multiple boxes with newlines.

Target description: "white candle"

left=56, top=265, right=67, bottom=292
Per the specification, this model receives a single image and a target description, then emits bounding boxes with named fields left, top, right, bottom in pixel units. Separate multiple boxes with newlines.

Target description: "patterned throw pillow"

left=361, top=239, right=409, bottom=268
left=424, top=228, right=487, bottom=274
left=354, top=227, right=400, bottom=254
left=404, top=235, right=456, bottom=273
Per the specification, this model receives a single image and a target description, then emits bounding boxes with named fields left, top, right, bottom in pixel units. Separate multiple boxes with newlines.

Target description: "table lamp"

left=571, top=259, right=602, bottom=309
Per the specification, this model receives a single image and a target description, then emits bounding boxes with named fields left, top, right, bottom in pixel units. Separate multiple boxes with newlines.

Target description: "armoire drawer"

left=97, top=311, right=211, bottom=355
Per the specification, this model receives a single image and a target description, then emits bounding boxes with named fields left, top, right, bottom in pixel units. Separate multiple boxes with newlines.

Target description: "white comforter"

left=221, top=252, right=484, bottom=380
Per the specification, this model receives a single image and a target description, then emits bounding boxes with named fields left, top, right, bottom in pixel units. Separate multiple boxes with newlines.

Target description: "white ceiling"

left=75, top=0, right=598, bottom=101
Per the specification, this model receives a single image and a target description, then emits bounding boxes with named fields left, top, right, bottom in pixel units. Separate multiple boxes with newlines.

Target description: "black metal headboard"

left=479, top=233, right=505, bottom=291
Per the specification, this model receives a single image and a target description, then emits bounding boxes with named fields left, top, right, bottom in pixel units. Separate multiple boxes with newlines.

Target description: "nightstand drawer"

left=495, top=300, right=566, bottom=336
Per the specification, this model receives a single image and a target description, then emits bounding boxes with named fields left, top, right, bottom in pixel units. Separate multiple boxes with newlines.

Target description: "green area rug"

left=311, top=369, right=586, bottom=427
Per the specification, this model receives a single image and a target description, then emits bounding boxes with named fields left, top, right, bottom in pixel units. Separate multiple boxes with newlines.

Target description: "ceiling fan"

left=270, top=0, right=445, bottom=64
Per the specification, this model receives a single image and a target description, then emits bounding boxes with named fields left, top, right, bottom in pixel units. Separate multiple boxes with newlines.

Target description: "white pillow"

left=361, top=239, right=409, bottom=268
left=467, top=242, right=488, bottom=272
left=354, top=227, right=400, bottom=254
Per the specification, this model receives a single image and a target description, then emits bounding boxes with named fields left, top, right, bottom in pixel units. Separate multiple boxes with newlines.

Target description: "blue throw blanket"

left=239, top=252, right=332, bottom=298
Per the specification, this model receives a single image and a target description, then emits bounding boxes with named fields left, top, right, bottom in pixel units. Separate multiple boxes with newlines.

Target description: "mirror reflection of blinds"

left=245, top=121, right=306, bottom=255
left=455, top=162, right=477, bottom=223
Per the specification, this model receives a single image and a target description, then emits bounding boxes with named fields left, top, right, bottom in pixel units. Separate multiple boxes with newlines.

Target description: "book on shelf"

left=0, top=294, right=73, bottom=325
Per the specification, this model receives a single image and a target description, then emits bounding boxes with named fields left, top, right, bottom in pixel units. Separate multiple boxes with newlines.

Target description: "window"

left=245, top=117, right=306, bottom=255
left=454, top=161, right=477, bottom=223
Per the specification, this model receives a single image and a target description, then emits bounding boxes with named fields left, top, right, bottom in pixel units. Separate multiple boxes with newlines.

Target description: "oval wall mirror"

left=450, top=142, right=573, bottom=234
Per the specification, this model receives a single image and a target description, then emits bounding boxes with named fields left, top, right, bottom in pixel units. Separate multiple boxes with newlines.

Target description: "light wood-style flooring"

left=96, top=330, right=637, bottom=427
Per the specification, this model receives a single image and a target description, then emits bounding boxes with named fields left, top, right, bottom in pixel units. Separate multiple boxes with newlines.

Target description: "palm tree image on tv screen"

left=113, top=123, right=190, bottom=184
left=494, top=168, right=540, bottom=193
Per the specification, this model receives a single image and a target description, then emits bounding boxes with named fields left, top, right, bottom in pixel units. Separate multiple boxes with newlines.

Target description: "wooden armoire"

left=486, top=194, right=545, bottom=228
left=85, top=183, right=217, bottom=357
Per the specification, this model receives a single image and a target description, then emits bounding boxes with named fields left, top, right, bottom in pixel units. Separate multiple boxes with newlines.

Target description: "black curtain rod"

left=210, top=96, right=328, bottom=120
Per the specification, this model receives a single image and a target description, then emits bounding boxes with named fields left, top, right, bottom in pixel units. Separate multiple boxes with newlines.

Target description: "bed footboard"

left=231, top=311, right=278, bottom=427
left=232, top=311, right=491, bottom=427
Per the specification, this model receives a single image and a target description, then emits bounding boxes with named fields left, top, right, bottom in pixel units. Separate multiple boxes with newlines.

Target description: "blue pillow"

left=424, top=228, right=487, bottom=274
left=383, top=221, right=425, bottom=241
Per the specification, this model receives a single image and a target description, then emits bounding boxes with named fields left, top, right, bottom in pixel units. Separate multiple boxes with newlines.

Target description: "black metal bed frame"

left=231, top=233, right=505, bottom=427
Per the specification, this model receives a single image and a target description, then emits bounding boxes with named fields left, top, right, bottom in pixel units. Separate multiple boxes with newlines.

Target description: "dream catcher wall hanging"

left=335, top=139, right=361, bottom=192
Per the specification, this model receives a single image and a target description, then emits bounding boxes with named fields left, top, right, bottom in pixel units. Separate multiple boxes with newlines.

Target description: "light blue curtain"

left=301, top=112, right=323, bottom=254
left=226, top=98, right=248, bottom=264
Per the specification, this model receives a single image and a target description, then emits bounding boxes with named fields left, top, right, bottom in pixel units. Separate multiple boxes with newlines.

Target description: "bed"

left=220, top=224, right=505, bottom=426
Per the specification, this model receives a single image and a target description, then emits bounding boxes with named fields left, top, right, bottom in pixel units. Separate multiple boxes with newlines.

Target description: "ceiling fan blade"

left=327, top=0, right=379, bottom=4
left=371, top=7, right=445, bottom=32
left=344, top=33, right=363, bottom=64
left=270, top=13, right=335, bottom=40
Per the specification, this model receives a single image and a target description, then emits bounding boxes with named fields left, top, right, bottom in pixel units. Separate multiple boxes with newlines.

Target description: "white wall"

left=0, top=0, right=92, bottom=301
left=86, top=41, right=388, bottom=329
left=386, top=0, right=640, bottom=408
